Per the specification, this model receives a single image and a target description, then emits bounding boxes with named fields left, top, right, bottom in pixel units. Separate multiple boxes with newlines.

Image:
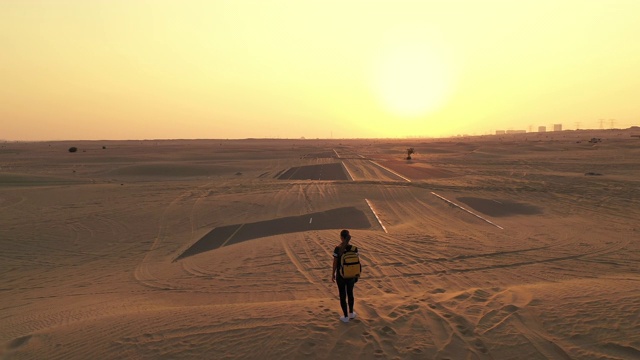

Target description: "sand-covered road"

left=1, top=131, right=639, bottom=359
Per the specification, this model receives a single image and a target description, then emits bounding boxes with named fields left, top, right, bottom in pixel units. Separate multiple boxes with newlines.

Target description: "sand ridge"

left=1, top=130, right=639, bottom=359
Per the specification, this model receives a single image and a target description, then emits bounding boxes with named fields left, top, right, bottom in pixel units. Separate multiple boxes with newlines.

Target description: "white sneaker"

left=340, top=316, right=349, bottom=323
left=349, top=312, right=357, bottom=319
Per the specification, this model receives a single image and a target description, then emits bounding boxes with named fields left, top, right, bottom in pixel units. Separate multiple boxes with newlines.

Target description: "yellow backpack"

left=340, top=245, right=361, bottom=279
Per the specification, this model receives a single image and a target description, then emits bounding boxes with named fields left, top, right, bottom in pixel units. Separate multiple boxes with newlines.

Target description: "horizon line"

left=2, top=126, right=639, bottom=143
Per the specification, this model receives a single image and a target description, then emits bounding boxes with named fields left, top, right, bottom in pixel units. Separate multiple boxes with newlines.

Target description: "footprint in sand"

left=8, top=335, right=32, bottom=350
left=503, top=304, right=519, bottom=313
left=400, top=303, right=419, bottom=311
left=455, top=323, right=473, bottom=336
left=453, top=292, right=471, bottom=301
left=308, top=324, right=331, bottom=333
left=471, top=289, right=491, bottom=302
left=474, top=339, right=488, bottom=353
left=379, top=325, right=397, bottom=336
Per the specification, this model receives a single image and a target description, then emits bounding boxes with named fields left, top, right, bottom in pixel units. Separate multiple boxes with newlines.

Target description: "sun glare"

left=372, top=38, right=454, bottom=118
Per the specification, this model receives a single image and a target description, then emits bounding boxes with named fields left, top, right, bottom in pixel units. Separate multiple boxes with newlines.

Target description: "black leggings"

left=336, top=276, right=356, bottom=317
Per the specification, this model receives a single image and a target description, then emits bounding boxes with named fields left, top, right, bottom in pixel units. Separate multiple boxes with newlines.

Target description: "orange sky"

left=1, top=1, right=639, bottom=140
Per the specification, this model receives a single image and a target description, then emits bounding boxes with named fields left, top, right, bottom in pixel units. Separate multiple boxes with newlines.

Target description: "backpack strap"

left=339, top=244, right=353, bottom=256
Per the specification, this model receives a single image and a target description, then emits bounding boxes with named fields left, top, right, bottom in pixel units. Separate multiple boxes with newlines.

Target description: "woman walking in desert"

left=331, top=229, right=360, bottom=323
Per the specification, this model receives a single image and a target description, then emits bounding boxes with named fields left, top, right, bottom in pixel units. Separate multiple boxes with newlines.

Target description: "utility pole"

left=609, top=119, right=615, bottom=129
left=599, top=119, right=605, bottom=129
left=575, top=121, right=581, bottom=130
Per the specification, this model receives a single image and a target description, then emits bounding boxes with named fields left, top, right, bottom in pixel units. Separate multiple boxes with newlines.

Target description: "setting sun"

left=372, top=32, right=455, bottom=118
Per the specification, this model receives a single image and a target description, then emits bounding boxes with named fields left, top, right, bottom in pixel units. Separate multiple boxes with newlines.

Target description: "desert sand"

left=1, top=129, right=639, bottom=360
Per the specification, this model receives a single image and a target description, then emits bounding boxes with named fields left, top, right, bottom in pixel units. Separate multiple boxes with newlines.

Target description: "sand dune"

left=1, top=130, right=639, bottom=359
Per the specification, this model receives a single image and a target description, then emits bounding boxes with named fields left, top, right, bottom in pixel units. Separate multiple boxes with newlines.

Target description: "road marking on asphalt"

left=430, top=192, right=504, bottom=230
left=220, top=223, right=246, bottom=247
left=369, top=161, right=411, bottom=182
left=309, top=217, right=313, bottom=224
left=365, top=199, right=388, bottom=233
left=333, top=149, right=341, bottom=158
left=341, top=161, right=355, bottom=181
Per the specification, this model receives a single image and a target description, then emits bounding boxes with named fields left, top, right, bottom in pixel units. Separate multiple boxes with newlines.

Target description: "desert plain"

left=1, top=129, right=639, bottom=360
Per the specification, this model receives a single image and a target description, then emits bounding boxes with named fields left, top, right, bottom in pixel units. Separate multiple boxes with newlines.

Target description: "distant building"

left=506, top=130, right=526, bottom=134
left=538, top=126, right=546, bottom=132
left=495, top=130, right=505, bottom=135
left=553, top=124, right=562, bottom=131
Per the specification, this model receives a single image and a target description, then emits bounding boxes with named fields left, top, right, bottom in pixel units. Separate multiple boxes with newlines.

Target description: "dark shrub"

left=68, top=147, right=78, bottom=153
left=406, top=147, right=414, bottom=160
